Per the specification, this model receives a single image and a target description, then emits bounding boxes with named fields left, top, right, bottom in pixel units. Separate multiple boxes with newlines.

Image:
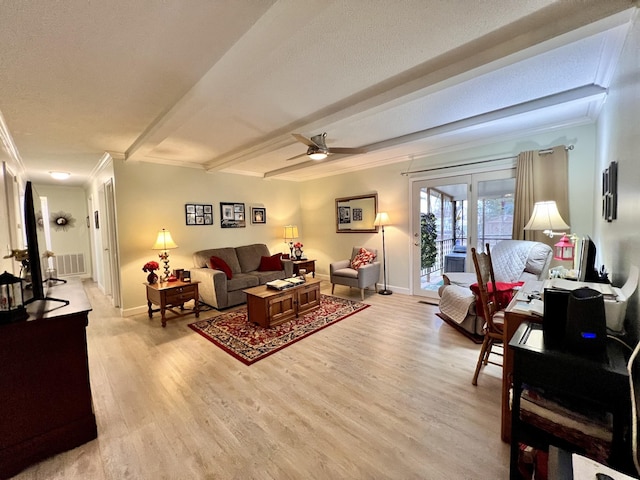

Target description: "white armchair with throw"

left=330, top=247, right=380, bottom=300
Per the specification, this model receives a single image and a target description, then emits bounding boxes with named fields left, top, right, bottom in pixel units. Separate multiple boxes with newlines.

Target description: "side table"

left=292, top=259, right=316, bottom=278
left=145, top=280, right=200, bottom=327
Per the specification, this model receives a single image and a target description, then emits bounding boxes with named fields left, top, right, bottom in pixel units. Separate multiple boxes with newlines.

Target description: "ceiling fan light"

left=308, top=151, right=327, bottom=160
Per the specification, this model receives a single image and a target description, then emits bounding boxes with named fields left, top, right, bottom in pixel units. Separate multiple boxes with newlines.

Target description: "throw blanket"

left=438, top=284, right=476, bottom=324
left=491, top=240, right=536, bottom=282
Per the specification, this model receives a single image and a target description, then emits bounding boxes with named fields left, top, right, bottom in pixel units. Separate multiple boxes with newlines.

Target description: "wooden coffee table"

left=244, top=278, right=321, bottom=328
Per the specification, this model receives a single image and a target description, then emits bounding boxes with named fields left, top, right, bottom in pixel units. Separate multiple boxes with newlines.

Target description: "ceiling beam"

left=263, top=85, right=607, bottom=179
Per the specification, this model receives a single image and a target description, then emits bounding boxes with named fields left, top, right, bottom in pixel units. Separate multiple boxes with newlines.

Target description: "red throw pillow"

left=470, top=281, right=524, bottom=317
left=209, top=256, right=233, bottom=279
left=258, top=253, right=283, bottom=272
left=351, top=248, right=377, bottom=270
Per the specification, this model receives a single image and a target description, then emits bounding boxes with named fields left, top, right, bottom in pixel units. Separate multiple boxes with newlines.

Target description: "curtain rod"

left=400, top=144, right=574, bottom=176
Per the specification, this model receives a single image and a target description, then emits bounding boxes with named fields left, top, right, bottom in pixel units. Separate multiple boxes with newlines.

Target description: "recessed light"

left=49, top=171, right=71, bottom=180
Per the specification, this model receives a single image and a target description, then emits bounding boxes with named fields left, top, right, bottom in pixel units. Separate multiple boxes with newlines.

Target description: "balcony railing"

left=421, top=235, right=511, bottom=277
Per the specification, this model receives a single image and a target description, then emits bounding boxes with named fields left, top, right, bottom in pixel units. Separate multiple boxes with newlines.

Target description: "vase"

left=294, top=248, right=303, bottom=260
left=147, top=272, right=158, bottom=284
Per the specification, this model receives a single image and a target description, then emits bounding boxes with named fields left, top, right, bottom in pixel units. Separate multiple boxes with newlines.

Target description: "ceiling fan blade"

left=292, top=133, right=318, bottom=148
left=326, top=147, right=367, bottom=155
left=285, top=152, right=308, bottom=161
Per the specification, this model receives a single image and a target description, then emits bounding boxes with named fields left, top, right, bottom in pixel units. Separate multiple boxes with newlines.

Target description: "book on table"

left=266, top=277, right=305, bottom=290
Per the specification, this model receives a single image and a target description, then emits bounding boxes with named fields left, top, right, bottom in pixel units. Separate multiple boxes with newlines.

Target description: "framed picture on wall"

left=185, top=203, right=213, bottom=225
left=602, top=161, right=618, bottom=222
left=338, top=206, right=350, bottom=224
left=251, top=207, right=266, bottom=224
left=220, top=202, right=246, bottom=228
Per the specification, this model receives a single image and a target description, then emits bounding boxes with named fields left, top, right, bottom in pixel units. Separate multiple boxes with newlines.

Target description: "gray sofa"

left=191, top=243, right=293, bottom=309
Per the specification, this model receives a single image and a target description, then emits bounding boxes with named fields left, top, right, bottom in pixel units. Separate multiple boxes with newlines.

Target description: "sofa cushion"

left=193, top=247, right=242, bottom=273
left=227, top=273, right=259, bottom=292
left=351, top=248, right=376, bottom=270
left=210, top=256, right=233, bottom=279
left=248, top=270, right=287, bottom=284
left=236, top=244, right=271, bottom=273
left=258, top=253, right=283, bottom=272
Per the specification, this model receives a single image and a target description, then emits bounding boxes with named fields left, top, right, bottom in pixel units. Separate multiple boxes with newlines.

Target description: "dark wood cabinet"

left=0, top=280, right=97, bottom=480
left=245, top=278, right=322, bottom=328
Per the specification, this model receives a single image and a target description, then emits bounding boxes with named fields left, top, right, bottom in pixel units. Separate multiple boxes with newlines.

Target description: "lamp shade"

left=283, top=225, right=299, bottom=241
left=152, top=229, right=178, bottom=250
left=523, top=201, right=570, bottom=233
left=374, top=212, right=390, bottom=227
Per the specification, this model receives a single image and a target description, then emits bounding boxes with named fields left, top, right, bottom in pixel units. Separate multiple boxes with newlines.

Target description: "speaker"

left=564, top=287, right=607, bottom=355
left=543, top=289, right=569, bottom=349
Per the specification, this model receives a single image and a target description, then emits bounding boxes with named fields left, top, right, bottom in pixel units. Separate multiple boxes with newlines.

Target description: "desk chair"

left=471, top=243, right=504, bottom=386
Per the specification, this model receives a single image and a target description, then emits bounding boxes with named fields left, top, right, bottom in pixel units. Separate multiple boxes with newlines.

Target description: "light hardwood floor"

left=12, top=280, right=509, bottom=479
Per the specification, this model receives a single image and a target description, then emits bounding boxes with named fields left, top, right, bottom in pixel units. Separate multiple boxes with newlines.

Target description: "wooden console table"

left=0, top=280, right=97, bottom=479
left=145, top=280, right=200, bottom=327
left=244, top=278, right=321, bottom=328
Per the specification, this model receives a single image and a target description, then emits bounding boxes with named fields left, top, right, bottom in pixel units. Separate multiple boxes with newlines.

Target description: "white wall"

left=595, top=11, right=640, bottom=339
left=299, top=123, right=598, bottom=295
left=109, top=122, right=600, bottom=312
left=113, top=159, right=302, bottom=313
left=34, top=184, right=92, bottom=277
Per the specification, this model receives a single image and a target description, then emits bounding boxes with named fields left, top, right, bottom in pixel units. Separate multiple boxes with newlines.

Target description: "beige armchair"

left=330, top=247, right=380, bottom=300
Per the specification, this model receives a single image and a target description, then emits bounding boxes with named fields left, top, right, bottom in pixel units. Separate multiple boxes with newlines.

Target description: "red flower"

left=142, top=261, right=159, bottom=272
left=293, top=242, right=303, bottom=248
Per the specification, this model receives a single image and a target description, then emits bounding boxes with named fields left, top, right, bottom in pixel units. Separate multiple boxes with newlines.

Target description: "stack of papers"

left=266, top=277, right=305, bottom=290
left=543, top=278, right=618, bottom=299
left=512, top=299, right=544, bottom=317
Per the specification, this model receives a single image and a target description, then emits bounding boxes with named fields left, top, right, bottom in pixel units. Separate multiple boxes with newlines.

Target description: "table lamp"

left=524, top=201, right=575, bottom=261
left=283, top=225, right=298, bottom=257
left=152, top=228, right=178, bottom=280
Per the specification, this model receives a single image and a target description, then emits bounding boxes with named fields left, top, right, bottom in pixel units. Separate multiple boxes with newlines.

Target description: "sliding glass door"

left=411, top=169, right=515, bottom=301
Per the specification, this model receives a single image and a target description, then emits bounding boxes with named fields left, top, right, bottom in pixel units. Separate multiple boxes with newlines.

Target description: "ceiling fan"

left=287, top=132, right=366, bottom=161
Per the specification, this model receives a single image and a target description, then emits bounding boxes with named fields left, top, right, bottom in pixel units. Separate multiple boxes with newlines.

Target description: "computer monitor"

left=576, top=236, right=599, bottom=282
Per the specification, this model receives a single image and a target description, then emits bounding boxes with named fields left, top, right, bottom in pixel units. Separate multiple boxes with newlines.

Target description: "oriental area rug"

left=188, top=294, right=369, bottom=365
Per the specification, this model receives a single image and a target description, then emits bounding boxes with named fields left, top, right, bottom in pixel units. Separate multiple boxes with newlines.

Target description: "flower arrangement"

left=142, top=260, right=159, bottom=272
left=293, top=242, right=303, bottom=249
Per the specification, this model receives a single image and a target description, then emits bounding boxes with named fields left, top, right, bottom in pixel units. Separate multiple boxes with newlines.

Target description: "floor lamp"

left=374, top=212, right=392, bottom=295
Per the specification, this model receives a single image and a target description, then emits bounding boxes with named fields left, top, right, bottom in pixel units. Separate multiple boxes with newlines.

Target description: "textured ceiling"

left=0, top=0, right=636, bottom=186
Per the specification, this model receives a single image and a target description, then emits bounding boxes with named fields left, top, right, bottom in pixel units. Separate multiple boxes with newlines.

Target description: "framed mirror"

left=335, top=193, right=378, bottom=233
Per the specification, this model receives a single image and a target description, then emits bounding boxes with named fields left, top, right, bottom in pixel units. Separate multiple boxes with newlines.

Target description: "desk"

left=502, top=280, right=543, bottom=442
left=509, top=321, right=632, bottom=479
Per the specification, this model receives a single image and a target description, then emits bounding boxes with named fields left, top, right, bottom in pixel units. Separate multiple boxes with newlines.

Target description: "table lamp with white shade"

left=152, top=228, right=178, bottom=280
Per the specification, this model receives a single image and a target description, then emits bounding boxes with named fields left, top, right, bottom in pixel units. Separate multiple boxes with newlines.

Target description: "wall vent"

left=54, top=253, right=86, bottom=276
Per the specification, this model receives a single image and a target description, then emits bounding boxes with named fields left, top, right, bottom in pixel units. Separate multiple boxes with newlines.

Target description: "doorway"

left=411, top=169, right=515, bottom=301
